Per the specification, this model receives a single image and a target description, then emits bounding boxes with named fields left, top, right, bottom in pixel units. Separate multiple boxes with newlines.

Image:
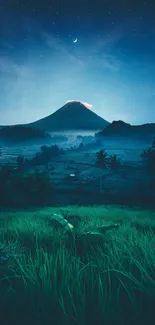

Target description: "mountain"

left=0, top=125, right=51, bottom=144
left=27, top=101, right=109, bottom=131
left=95, top=120, right=155, bottom=140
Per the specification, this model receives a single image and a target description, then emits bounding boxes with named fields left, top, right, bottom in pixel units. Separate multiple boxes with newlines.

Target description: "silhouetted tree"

left=107, top=154, right=121, bottom=170
left=141, top=147, right=153, bottom=159
left=141, top=145, right=155, bottom=173
left=96, top=149, right=108, bottom=168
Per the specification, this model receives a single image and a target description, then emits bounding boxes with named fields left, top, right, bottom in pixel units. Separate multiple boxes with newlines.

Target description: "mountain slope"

left=27, top=101, right=109, bottom=131
left=95, top=120, right=155, bottom=140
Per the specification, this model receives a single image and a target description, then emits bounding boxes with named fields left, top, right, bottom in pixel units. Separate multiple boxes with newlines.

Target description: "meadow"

left=0, top=205, right=155, bottom=325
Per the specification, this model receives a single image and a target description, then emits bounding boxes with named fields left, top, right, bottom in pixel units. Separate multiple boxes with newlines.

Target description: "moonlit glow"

left=73, top=38, right=78, bottom=43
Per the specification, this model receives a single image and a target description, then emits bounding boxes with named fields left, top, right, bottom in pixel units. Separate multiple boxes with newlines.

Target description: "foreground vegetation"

left=0, top=167, right=54, bottom=207
left=0, top=205, right=155, bottom=325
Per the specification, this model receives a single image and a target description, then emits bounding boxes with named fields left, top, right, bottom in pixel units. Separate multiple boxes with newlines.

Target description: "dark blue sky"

left=0, top=0, right=155, bottom=125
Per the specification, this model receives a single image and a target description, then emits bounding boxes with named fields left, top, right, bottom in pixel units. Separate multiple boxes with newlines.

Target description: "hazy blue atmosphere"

left=0, top=0, right=155, bottom=125
left=1, top=3, right=155, bottom=325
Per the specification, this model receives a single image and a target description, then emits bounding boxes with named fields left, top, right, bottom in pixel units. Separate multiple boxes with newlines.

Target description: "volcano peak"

left=27, top=101, right=110, bottom=131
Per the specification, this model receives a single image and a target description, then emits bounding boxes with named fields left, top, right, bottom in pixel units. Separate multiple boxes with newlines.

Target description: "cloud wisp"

left=66, top=100, right=93, bottom=109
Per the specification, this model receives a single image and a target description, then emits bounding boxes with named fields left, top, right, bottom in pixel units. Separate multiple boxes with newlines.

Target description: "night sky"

left=0, top=0, right=155, bottom=125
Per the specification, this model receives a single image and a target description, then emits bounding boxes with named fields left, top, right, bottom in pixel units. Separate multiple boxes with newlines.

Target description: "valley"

left=0, top=134, right=154, bottom=207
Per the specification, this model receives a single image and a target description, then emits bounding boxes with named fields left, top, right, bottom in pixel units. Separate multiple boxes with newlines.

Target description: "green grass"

left=0, top=205, right=155, bottom=325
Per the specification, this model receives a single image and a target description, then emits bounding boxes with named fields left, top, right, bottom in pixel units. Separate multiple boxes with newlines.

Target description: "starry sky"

left=0, top=0, right=155, bottom=125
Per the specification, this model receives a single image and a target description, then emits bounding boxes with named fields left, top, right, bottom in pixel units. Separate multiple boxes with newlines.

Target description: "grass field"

left=0, top=205, right=155, bottom=325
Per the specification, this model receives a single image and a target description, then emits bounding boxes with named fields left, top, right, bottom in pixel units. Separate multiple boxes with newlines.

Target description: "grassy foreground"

left=0, top=205, right=155, bottom=325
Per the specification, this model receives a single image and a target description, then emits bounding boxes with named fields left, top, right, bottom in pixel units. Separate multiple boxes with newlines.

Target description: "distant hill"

left=27, top=101, right=110, bottom=131
left=95, top=120, right=155, bottom=140
left=0, top=125, right=51, bottom=144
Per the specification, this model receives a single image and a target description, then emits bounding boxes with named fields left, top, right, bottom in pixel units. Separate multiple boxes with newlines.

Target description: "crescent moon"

left=73, top=38, right=77, bottom=43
